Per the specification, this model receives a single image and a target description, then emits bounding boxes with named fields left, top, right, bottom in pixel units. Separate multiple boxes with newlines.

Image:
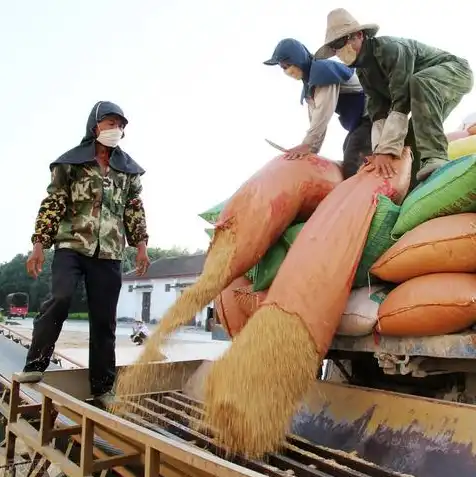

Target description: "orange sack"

left=204, top=148, right=412, bottom=456
left=377, top=273, right=476, bottom=336
left=214, top=154, right=343, bottom=280
left=215, top=277, right=252, bottom=338
left=371, top=213, right=476, bottom=283
left=263, top=148, right=412, bottom=354
left=234, top=286, right=268, bottom=318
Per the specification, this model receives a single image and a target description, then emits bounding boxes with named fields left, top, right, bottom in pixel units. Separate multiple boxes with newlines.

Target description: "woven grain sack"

left=203, top=149, right=412, bottom=457
left=248, top=222, right=306, bottom=292
left=251, top=239, right=288, bottom=291
left=338, top=286, right=390, bottom=336
left=199, top=199, right=228, bottom=225
left=234, top=286, right=268, bottom=317
left=251, top=223, right=306, bottom=292
left=262, top=147, right=412, bottom=355
left=353, top=195, right=400, bottom=288
left=392, top=154, right=476, bottom=236
left=282, top=222, right=306, bottom=247
left=376, top=273, right=476, bottom=336
left=448, top=135, right=476, bottom=160
left=215, top=276, right=252, bottom=338
left=372, top=213, right=476, bottom=283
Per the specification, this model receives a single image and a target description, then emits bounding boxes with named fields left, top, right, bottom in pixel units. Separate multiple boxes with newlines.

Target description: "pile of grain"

left=111, top=229, right=235, bottom=406
left=203, top=305, right=319, bottom=457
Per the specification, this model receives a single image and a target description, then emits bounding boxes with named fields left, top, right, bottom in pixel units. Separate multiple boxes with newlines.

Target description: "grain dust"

left=111, top=228, right=235, bottom=408
left=203, top=305, right=319, bottom=457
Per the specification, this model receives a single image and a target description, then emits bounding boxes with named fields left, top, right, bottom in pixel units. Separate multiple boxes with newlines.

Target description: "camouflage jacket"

left=356, top=36, right=471, bottom=122
left=32, top=163, right=148, bottom=260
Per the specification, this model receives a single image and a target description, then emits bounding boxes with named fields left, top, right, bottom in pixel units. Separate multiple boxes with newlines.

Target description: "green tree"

left=122, top=246, right=203, bottom=273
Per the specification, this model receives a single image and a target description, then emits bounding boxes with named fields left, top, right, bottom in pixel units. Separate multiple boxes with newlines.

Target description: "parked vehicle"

left=6, top=292, right=29, bottom=319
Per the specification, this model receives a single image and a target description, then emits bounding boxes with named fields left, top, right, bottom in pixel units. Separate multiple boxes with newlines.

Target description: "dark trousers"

left=342, top=118, right=373, bottom=179
left=24, top=249, right=122, bottom=396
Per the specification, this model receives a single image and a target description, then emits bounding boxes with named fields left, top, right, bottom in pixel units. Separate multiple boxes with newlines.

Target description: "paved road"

left=6, top=317, right=213, bottom=341
left=5, top=318, right=229, bottom=367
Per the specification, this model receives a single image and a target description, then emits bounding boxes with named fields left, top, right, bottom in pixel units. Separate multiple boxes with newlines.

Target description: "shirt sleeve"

left=31, top=164, right=70, bottom=249
left=302, top=84, right=339, bottom=153
left=124, top=174, right=149, bottom=247
left=364, top=86, right=391, bottom=123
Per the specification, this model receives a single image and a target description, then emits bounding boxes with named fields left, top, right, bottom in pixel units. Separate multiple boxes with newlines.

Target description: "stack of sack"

left=370, top=151, right=476, bottom=337
left=200, top=148, right=476, bottom=340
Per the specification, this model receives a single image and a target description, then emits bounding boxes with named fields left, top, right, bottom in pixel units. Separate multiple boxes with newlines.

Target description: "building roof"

left=123, top=253, right=206, bottom=281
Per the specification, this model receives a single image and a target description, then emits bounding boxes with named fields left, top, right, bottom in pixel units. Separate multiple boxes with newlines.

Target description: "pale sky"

left=1, top=0, right=474, bottom=263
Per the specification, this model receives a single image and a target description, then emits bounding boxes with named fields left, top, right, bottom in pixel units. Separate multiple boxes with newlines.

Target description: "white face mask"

left=336, top=43, right=357, bottom=66
left=97, top=128, right=123, bottom=148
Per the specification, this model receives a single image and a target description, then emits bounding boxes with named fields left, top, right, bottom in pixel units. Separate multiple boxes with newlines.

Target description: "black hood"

left=51, top=101, right=145, bottom=175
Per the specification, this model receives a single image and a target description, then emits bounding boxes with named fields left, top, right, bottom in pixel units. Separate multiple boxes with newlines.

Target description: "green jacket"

left=356, top=36, right=471, bottom=122
left=32, top=163, right=148, bottom=260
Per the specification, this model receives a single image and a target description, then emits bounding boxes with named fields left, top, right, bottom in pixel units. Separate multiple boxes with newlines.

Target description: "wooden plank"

left=50, top=424, right=82, bottom=439
left=91, top=452, right=141, bottom=472
left=85, top=441, right=137, bottom=477
left=32, top=382, right=263, bottom=477
left=8, top=380, right=20, bottom=423
left=163, top=454, right=218, bottom=477
left=58, top=405, right=143, bottom=456
left=39, top=396, right=53, bottom=446
left=80, top=415, right=94, bottom=476
left=18, top=404, right=42, bottom=415
left=8, top=420, right=81, bottom=477
left=145, top=446, right=160, bottom=477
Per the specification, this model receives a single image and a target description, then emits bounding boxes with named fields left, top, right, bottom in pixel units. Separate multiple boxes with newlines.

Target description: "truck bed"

left=5, top=359, right=476, bottom=477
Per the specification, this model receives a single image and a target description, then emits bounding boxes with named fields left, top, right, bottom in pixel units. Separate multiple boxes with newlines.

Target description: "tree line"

left=0, top=246, right=203, bottom=314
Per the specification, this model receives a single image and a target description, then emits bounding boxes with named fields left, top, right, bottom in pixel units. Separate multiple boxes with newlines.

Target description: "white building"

left=116, top=253, right=212, bottom=326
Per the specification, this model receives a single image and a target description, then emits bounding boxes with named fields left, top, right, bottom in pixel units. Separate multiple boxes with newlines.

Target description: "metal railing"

left=0, top=323, right=83, bottom=369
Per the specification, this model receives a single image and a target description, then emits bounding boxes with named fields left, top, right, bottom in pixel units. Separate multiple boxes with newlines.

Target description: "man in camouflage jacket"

left=315, top=9, right=473, bottom=186
left=18, top=101, right=150, bottom=406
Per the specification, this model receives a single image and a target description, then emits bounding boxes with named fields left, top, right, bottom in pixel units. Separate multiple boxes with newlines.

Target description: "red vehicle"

left=6, top=292, right=29, bottom=319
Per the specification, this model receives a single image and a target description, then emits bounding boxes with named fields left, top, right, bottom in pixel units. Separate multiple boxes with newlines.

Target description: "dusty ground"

left=13, top=328, right=137, bottom=349
left=3, top=321, right=211, bottom=349
left=1, top=319, right=229, bottom=367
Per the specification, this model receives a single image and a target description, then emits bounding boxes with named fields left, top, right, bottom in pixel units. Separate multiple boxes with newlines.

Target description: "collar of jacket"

left=352, top=37, right=375, bottom=68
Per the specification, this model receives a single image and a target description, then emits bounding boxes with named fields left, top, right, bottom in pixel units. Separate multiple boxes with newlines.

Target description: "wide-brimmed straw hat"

left=314, top=9, right=379, bottom=59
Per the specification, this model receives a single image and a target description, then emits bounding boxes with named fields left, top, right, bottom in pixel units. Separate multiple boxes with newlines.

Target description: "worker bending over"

left=264, top=38, right=372, bottom=179
left=315, top=9, right=473, bottom=183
